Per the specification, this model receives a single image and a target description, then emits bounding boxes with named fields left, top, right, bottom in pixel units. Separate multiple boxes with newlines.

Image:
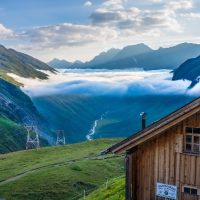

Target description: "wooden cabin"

left=106, top=97, right=200, bottom=200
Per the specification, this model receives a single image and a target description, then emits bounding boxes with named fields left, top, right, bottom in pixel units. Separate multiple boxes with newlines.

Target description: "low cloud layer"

left=8, top=69, right=198, bottom=98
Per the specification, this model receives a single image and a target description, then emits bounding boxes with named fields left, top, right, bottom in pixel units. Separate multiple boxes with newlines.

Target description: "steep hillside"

left=9, top=49, right=56, bottom=73
left=82, top=48, right=121, bottom=68
left=111, top=43, right=152, bottom=61
left=0, top=78, right=55, bottom=152
left=0, top=44, right=50, bottom=80
left=0, top=139, right=124, bottom=200
left=85, top=176, right=125, bottom=200
left=172, top=55, right=200, bottom=81
left=32, top=94, right=195, bottom=144
left=32, top=95, right=117, bottom=143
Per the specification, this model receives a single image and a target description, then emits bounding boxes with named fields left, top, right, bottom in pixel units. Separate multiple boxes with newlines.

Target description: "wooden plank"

left=170, top=129, right=175, bottom=185
left=130, top=152, right=133, bottom=199
left=131, top=151, right=137, bottom=199
left=141, top=144, right=145, bottom=200
left=180, top=154, right=185, bottom=184
left=169, top=130, right=173, bottom=184
left=190, top=156, right=196, bottom=185
left=159, top=134, right=165, bottom=183
left=136, top=148, right=140, bottom=199
left=145, top=143, right=149, bottom=200
left=150, top=140, right=155, bottom=199
left=155, top=136, right=159, bottom=200
left=195, top=157, right=200, bottom=186
left=184, top=155, right=191, bottom=185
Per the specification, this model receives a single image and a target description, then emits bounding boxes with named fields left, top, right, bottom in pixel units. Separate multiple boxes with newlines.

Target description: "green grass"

left=0, top=116, right=27, bottom=153
left=0, top=138, right=125, bottom=200
left=0, top=138, right=123, bottom=182
left=84, top=176, right=125, bottom=200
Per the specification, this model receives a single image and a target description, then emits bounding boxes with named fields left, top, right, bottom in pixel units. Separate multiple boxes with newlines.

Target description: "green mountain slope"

left=0, top=44, right=56, bottom=81
left=0, top=78, right=55, bottom=152
left=32, top=95, right=117, bottom=143
left=85, top=176, right=125, bottom=200
left=0, top=138, right=124, bottom=200
left=9, top=48, right=56, bottom=73
left=32, top=94, right=195, bottom=144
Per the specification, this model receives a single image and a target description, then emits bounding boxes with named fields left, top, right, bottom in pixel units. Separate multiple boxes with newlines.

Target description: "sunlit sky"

left=0, top=0, right=200, bottom=62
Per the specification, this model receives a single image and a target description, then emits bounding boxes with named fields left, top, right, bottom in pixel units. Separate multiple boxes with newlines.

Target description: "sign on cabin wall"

left=156, top=182, right=178, bottom=199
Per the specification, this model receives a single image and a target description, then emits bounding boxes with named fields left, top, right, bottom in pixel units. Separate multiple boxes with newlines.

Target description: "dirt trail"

left=0, top=154, right=121, bottom=185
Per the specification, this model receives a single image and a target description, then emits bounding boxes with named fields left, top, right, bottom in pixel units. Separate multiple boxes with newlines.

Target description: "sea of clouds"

left=7, top=69, right=200, bottom=97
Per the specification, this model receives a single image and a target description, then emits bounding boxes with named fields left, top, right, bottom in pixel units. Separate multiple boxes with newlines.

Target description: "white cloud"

left=127, top=7, right=141, bottom=16
left=0, top=24, right=19, bottom=40
left=118, top=9, right=181, bottom=33
left=8, top=69, right=193, bottom=97
left=110, top=4, right=125, bottom=10
left=84, top=1, right=92, bottom=6
left=23, top=23, right=118, bottom=49
left=102, top=0, right=123, bottom=7
left=151, top=0, right=163, bottom=2
left=165, top=0, right=193, bottom=10
left=180, top=12, right=200, bottom=18
left=89, top=10, right=126, bottom=26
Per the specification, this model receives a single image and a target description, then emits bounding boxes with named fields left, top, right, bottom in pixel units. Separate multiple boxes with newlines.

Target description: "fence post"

left=84, top=190, right=85, bottom=199
left=106, top=180, right=109, bottom=188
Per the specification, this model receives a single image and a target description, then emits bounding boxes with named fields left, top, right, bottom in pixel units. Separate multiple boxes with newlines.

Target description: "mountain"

left=172, top=55, right=200, bottom=82
left=87, top=43, right=200, bottom=70
left=111, top=43, right=152, bottom=61
left=9, top=49, right=56, bottom=73
left=0, top=78, right=55, bottom=153
left=47, top=58, right=72, bottom=69
left=135, top=42, right=200, bottom=70
left=74, top=60, right=83, bottom=65
left=82, top=48, right=121, bottom=68
left=0, top=44, right=55, bottom=80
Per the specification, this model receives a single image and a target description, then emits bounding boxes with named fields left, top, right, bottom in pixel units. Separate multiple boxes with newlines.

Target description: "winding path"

left=0, top=154, right=122, bottom=186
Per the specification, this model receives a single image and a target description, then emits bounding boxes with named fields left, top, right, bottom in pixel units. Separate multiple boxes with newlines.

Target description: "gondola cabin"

left=107, top=97, right=200, bottom=200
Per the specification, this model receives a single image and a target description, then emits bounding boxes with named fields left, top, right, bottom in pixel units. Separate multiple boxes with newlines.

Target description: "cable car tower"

left=25, top=126, right=40, bottom=149
left=56, top=130, right=65, bottom=146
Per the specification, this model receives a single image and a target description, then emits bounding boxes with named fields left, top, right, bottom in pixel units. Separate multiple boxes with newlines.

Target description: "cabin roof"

left=107, top=96, right=200, bottom=154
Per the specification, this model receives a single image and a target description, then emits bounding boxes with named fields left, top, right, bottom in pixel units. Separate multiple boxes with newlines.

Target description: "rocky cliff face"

left=0, top=78, right=56, bottom=153
left=172, top=55, right=200, bottom=82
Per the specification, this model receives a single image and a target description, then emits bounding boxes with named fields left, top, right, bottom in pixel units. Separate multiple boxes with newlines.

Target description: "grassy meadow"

left=0, top=138, right=125, bottom=200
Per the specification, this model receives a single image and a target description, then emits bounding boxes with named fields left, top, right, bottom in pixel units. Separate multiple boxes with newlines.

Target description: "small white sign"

left=156, top=182, right=177, bottom=199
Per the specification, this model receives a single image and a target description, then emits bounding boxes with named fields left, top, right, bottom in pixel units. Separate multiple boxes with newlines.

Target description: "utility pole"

left=56, top=130, right=65, bottom=146
left=25, top=126, right=40, bottom=150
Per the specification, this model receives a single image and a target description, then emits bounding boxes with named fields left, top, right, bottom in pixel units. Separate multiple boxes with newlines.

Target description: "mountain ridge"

left=0, top=44, right=56, bottom=81
left=48, top=43, right=200, bottom=70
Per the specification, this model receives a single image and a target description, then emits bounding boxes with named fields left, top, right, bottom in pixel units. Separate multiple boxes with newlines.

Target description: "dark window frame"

left=185, top=126, right=200, bottom=153
left=183, top=186, right=199, bottom=195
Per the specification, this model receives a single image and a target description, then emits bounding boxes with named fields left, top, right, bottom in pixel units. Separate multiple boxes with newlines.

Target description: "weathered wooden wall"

left=130, top=111, right=200, bottom=200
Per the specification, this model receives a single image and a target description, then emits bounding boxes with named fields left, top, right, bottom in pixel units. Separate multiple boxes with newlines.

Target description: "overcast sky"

left=0, top=0, right=200, bottom=62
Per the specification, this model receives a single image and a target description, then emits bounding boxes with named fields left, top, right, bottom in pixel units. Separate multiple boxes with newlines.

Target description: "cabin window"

left=183, top=186, right=198, bottom=195
left=185, top=127, right=200, bottom=153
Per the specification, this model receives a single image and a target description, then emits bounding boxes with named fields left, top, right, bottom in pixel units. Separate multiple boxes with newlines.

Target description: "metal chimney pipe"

left=140, top=112, right=147, bottom=130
